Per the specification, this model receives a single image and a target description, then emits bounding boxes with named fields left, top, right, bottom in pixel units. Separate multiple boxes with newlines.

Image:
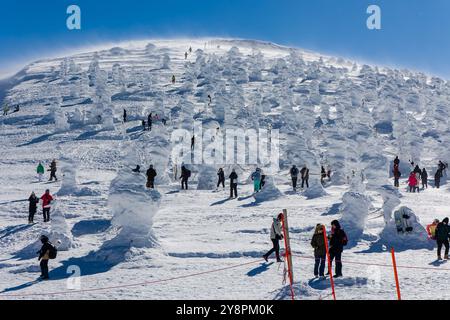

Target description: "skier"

left=132, top=165, right=141, bottom=173
left=36, top=161, right=45, bottom=182
left=435, top=169, right=442, bottom=189
left=263, top=213, right=284, bottom=262
left=421, top=168, right=428, bottom=189
left=142, top=120, right=146, bottom=131
left=290, top=165, right=299, bottom=191
left=251, top=168, right=262, bottom=193
left=327, top=220, right=347, bottom=278
left=408, top=172, right=417, bottom=193
left=311, top=224, right=326, bottom=279
left=146, top=165, right=157, bottom=189
left=40, top=189, right=53, bottom=222
left=321, top=166, right=327, bottom=185
left=427, top=219, right=440, bottom=240
left=123, top=109, right=127, bottom=123
left=28, top=192, right=39, bottom=224
left=229, top=169, right=238, bottom=198
left=393, top=167, right=401, bottom=188
left=48, top=159, right=57, bottom=182
left=180, top=166, right=191, bottom=190
left=191, top=135, right=195, bottom=150
left=435, top=217, right=450, bottom=260
left=217, top=168, right=225, bottom=189
left=300, top=165, right=310, bottom=189
left=37, top=235, right=53, bottom=280
left=172, top=75, right=176, bottom=84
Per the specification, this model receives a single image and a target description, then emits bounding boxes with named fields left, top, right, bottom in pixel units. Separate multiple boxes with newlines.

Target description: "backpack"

left=48, top=242, right=58, bottom=259
left=341, top=230, right=348, bottom=246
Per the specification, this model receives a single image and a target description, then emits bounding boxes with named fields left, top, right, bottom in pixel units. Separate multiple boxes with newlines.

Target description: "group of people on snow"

left=393, top=156, right=447, bottom=191
left=28, top=189, right=54, bottom=224
left=289, top=165, right=310, bottom=191
left=263, top=214, right=348, bottom=279
left=122, top=109, right=167, bottom=130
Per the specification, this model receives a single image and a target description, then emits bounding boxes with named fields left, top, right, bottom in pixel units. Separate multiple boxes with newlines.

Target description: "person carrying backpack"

left=28, top=192, right=39, bottom=224
left=40, top=189, right=54, bottom=222
left=229, top=169, right=238, bottom=198
left=311, top=224, right=326, bottom=279
left=435, top=217, right=450, bottom=260
left=36, top=162, right=45, bottom=182
left=328, top=220, right=347, bottom=278
left=180, top=166, right=191, bottom=190
left=37, top=235, right=57, bottom=280
left=290, top=165, right=299, bottom=191
left=217, top=168, right=225, bottom=189
left=427, top=219, right=440, bottom=240
left=393, top=167, right=401, bottom=188
left=146, top=165, right=157, bottom=189
left=263, top=213, right=284, bottom=262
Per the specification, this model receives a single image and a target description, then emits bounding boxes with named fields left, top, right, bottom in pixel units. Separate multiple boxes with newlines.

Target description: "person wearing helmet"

left=263, top=213, right=284, bottom=262
left=37, top=235, right=52, bottom=280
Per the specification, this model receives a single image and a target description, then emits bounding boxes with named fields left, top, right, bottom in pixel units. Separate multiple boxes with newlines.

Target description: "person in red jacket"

left=408, top=172, right=417, bottom=193
left=40, top=189, right=54, bottom=222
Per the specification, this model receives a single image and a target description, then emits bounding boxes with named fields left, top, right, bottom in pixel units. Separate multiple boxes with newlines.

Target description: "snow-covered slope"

left=0, top=38, right=449, bottom=300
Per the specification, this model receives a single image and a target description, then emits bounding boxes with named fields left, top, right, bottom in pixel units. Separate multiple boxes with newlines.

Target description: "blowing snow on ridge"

left=0, top=38, right=449, bottom=300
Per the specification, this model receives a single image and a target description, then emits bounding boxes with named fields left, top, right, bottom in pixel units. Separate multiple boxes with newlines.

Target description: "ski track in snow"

left=0, top=38, right=449, bottom=300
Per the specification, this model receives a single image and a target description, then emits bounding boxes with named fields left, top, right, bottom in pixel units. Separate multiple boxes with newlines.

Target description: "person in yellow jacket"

left=427, top=219, right=440, bottom=240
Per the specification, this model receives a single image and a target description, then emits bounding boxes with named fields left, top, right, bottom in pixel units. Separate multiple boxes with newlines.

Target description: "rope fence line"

left=1, top=252, right=449, bottom=298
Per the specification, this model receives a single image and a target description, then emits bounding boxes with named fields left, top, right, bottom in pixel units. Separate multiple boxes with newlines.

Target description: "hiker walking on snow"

left=191, top=135, right=195, bottom=150
left=123, top=109, right=127, bottom=123
left=146, top=165, right=157, bottom=189
left=180, top=166, right=191, bottom=190
left=321, top=166, right=327, bottom=185
left=251, top=168, right=262, bottom=193
left=421, top=168, right=428, bottom=189
left=300, top=165, right=310, bottom=189
left=408, top=172, right=417, bottom=193
left=394, top=156, right=400, bottom=168
left=290, top=165, right=299, bottom=191
left=328, top=220, right=347, bottom=278
left=229, top=169, right=238, bottom=198
left=28, top=192, right=39, bottom=224
left=185, top=52, right=188, bottom=60
left=435, top=169, right=442, bottom=189
left=311, top=224, right=326, bottom=279
left=263, top=213, right=284, bottom=262
left=393, top=167, right=401, bottom=188
left=48, top=160, right=57, bottom=182
left=172, top=75, right=176, bottom=84
left=148, top=113, right=153, bottom=131
left=435, top=218, right=450, bottom=260
left=217, top=168, right=225, bottom=189
left=37, top=235, right=53, bottom=280
left=40, top=189, right=53, bottom=222
left=37, top=162, right=45, bottom=182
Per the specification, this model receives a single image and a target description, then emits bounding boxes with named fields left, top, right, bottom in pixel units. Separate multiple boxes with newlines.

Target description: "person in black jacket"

left=217, top=168, right=225, bottom=189
left=48, top=159, right=57, bottom=182
left=436, top=217, right=450, bottom=260
left=414, top=165, right=421, bottom=175
left=180, top=166, right=190, bottom=190
left=229, top=169, right=238, bottom=198
left=132, top=165, right=141, bottom=173
left=146, top=165, right=157, bottom=189
left=148, top=113, right=153, bottom=131
left=123, top=109, right=127, bottom=123
left=28, top=192, right=39, bottom=224
left=290, top=165, right=299, bottom=191
left=311, top=224, right=326, bottom=279
left=300, top=165, right=310, bottom=189
left=37, top=235, right=52, bottom=280
left=328, top=220, right=347, bottom=278
left=435, top=169, right=442, bottom=189
left=421, top=168, right=428, bottom=189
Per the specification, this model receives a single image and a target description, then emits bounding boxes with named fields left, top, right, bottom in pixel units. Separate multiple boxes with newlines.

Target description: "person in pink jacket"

left=408, top=172, right=417, bottom=193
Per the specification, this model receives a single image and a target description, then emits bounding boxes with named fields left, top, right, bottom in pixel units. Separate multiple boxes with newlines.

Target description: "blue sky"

left=1, top=0, right=450, bottom=78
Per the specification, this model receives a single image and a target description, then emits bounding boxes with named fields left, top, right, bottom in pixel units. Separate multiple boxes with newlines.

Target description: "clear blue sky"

left=1, top=0, right=450, bottom=78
